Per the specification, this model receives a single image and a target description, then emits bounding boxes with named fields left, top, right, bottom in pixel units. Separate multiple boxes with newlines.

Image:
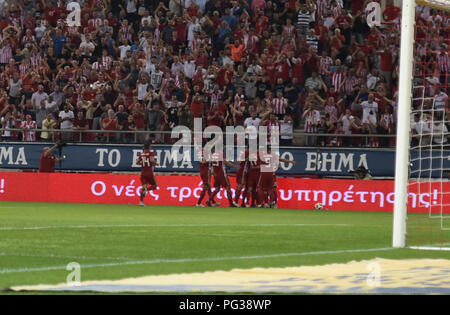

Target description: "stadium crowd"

left=0, top=0, right=448, bottom=147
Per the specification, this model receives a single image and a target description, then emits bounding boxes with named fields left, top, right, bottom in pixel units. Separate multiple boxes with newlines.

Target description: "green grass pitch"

left=0, top=201, right=449, bottom=292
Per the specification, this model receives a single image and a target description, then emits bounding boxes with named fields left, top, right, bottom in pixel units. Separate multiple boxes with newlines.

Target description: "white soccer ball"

left=315, top=203, right=323, bottom=210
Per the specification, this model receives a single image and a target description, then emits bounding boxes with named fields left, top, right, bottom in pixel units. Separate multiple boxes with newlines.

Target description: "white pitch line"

left=0, top=252, right=134, bottom=261
left=0, top=223, right=350, bottom=231
left=0, top=247, right=394, bottom=275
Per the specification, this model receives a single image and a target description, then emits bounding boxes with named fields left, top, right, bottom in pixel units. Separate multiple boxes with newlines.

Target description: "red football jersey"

left=259, top=152, right=278, bottom=175
left=138, top=150, right=155, bottom=175
left=211, top=152, right=226, bottom=176
left=39, top=153, right=57, bottom=173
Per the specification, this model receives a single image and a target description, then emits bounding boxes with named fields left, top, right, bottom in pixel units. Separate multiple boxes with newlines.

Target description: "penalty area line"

left=0, top=247, right=394, bottom=275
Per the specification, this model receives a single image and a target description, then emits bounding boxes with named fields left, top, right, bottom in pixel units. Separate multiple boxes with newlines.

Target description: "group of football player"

left=195, top=146, right=296, bottom=208
left=136, top=142, right=295, bottom=208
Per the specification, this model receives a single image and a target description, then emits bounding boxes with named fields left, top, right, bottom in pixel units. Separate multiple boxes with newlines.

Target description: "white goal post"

left=393, top=0, right=416, bottom=248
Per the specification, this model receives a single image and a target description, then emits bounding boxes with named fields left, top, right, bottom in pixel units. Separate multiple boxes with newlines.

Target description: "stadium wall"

left=0, top=143, right=448, bottom=178
left=0, top=172, right=446, bottom=213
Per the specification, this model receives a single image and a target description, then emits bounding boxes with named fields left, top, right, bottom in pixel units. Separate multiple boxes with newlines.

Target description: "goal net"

left=394, top=0, right=450, bottom=250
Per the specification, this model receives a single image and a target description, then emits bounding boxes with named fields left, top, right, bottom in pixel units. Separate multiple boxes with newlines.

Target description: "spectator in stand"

left=36, top=99, right=55, bottom=134
left=305, top=72, right=326, bottom=94
left=272, top=90, right=288, bottom=120
left=8, top=71, right=22, bottom=108
left=120, top=114, right=138, bottom=143
left=147, top=102, right=165, bottom=143
left=280, top=115, right=294, bottom=146
left=102, top=109, right=119, bottom=143
left=59, top=104, right=74, bottom=142
left=378, top=105, right=395, bottom=148
left=73, top=111, right=90, bottom=142
left=31, top=85, right=48, bottom=110
left=20, top=114, right=37, bottom=141
left=41, top=113, right=57, bottom=142
left=1, top=111, right=14, bottom=141
left=302, top=101, right=321, bottom=146
left=244, top=110, right=261, bottom=142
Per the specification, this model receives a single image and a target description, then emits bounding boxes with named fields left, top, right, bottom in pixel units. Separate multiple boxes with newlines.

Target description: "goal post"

left=393, top=0, right=416, bottom=248
left=393, top=0, right=450, bottom=250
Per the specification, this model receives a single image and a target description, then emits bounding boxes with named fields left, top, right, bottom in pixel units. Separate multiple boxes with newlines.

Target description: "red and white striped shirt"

left=22, top=35, right=36, bottom=46
left=0, top=44, right=12, bottom=64
left=210, top=89, right=223, bottom=107
left=304, top=110, right=320, bottom=133
left=344, top=75, right=358, bottom=94
left=244, top=34, right=259, bottom=53
left=272, top=97, right=288, bottom=115
left=20, top=120, right=37, bottom=141
left=265, top=120, right=280, bottom=136
left=89, top=18, right=103, bottom=29
left=19, top=64, right=29, bottom=76
left=282, top=25, right=296, bottom=37
left=331, top=71, right=345, bottom=91
left=316, top=0, right=328, bottom=19
left=102, top=56, right=112, bottom=70
left=331, top=3, right=343, bottom=18
left=437, top=52, right=449, bottom=73
left=119, top=25, right=133, bottom=42
left=31, top=53, right=42, bottom=70
left=319, top=56, right=333, bottom=75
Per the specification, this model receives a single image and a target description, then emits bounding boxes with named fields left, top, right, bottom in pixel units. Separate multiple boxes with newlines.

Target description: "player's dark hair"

left=143, top=141, right=151, bottom=150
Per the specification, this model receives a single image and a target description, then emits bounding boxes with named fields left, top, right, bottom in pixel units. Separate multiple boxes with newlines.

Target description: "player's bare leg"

left=257, top=187, right=268, bottom=208
left=270, top=187, right=277, bottom=208
left=208, top=187, right=221, bottom=207
left=225, top=186, right=239, bottom=207
left=246, top=187, right=254, bottom=207
left=197, top=185, right=210, bottom=207
left=240, top=187, right=249, bottom=208
left=140, top=185, right=148, bottom=206
left=140, top=183, right=157, bottom=206
left=235, top=184, right=244, bottom=205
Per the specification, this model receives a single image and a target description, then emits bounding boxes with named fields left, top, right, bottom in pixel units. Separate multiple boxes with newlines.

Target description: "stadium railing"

left=0, top=127, right=398, bottom=147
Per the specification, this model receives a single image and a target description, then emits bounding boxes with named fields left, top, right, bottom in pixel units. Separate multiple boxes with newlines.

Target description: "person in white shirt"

left=145, top=56, right=157, bottom=74
left=31, top=85, right=48, bottom=109
left=59, top=104, right=74, bottom=141
left=431, top=120, right=448, bottom=145
left=141, top=10, right=152, bottom=26
left=183, top=56, right=196, bottom=79
left=34, top=20, right=47, bottom=43
left=361, top=93, right=378, bottom=130
left=171, top=56, right=184, bottom=77
left=118, top=39, right=131, bottom=60
left=434, top=89, right=448, bottom=112
left=338, top=108, right=352, bottom=146
left=412, top=113, right=431, bottom=146
left=187, top=18, right=201, bottom=48
left=280, top=115, right=294, bottom=146
left=244, top=110, right=261, bottom=141
left=136, top=74, right=149, bottom=102
left=150, top=64, right=164, bottom=91
left=366, top=69, right=380, bottom=91
left=80, top=34, right=96, bottom=57
left=1, top=111, right=14, bottom=140
left=246, top=62, right=262, bottom=76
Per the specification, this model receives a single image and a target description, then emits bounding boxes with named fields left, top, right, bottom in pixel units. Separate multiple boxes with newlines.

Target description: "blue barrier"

left=0, top=143, right=448, bottom=177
